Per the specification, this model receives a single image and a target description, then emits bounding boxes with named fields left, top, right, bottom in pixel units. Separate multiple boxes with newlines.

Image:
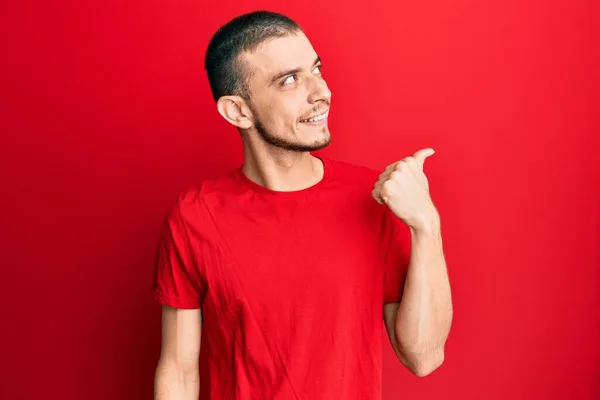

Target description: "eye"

left=283, top=75, right=297, bottom=85
left=313, top=64, right=322, bottom=75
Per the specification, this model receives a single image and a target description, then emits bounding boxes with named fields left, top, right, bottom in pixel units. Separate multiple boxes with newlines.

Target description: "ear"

left=216, top=96, right=253, bottom=129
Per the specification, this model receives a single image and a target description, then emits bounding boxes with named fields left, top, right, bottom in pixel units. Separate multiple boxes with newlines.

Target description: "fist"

left=372, top=148, right=438, bottom=230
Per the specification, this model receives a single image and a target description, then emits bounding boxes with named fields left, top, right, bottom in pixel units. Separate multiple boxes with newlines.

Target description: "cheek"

left=270, top=103, right=301, bottom=129
left=258, top=93, right=304, bottom=130
left=282, top=100, right=304, bottom=126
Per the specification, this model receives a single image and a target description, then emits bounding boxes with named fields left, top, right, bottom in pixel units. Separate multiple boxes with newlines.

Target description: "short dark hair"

left=204, top=10, right=303, bottom=102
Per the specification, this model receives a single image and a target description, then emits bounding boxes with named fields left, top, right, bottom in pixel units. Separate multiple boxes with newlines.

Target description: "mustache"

left=300, top=101, right=331, bottom=119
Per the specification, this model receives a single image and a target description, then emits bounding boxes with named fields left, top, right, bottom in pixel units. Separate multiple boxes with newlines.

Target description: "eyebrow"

left=269, top=56, right=321, bottom=86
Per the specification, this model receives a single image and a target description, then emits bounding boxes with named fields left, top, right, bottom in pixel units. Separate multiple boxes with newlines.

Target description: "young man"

left=153, top=10, right=452, bottom=400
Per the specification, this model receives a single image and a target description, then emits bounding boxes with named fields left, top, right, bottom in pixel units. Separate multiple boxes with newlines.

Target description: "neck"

left=242, top=143, right=324, bottom=192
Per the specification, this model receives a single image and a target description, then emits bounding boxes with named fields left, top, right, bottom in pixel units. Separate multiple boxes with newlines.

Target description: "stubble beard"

left=253, top=115, right=331, bottom=153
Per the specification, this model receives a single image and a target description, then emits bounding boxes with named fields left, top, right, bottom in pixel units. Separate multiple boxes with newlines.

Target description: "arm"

left=383, top=221, right=452, bottom=377
left=372, top=148, right=453, bottom=376
left=154, top=305, right=202, bottom=400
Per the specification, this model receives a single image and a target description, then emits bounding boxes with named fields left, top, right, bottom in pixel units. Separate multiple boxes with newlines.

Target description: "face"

left=226, top=32, right=332, bottom=152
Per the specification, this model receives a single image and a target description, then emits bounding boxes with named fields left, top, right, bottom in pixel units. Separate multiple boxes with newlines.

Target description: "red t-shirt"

left=153, top=156, right=411, bottom=399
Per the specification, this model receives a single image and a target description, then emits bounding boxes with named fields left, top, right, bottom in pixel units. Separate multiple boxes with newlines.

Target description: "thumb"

left=414, top=148, right=435, bottom=165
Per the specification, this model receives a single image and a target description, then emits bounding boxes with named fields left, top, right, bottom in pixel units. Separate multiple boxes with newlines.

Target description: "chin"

left=256, top=122, right=331, bottom=152
left=303, top=131, right=331, bottom=151
left=283, top=133, right=331, bottom=152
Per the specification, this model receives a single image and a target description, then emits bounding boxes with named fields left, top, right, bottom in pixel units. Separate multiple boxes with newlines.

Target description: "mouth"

left=299, top=110, right=329, bottom=124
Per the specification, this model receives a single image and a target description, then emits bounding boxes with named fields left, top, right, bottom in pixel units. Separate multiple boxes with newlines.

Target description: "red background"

left=1, top=1, right=599, bottom=399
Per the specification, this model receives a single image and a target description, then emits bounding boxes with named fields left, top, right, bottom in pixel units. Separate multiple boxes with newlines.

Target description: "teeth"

left=302, top=110, right=329, bottom=123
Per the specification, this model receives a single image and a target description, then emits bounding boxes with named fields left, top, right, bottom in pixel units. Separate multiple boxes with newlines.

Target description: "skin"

left=217, top=31, right=333, bottom=192
left=373, top=149, right=453, bottom=376
left=155, top=30, right=453, bottom=399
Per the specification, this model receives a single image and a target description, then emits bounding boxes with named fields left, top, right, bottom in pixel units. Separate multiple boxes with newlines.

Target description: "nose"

left=307, top=75, right=331, bottom=105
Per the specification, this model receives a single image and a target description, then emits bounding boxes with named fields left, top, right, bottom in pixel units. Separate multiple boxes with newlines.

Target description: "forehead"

left=242, top=33, right=318, bottom=79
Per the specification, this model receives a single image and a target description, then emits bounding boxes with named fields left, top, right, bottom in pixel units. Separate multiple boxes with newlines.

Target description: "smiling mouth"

left=299, top=110, right=329, bottom=123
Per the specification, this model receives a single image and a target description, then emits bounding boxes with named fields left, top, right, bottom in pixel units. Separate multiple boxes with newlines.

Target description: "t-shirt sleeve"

left=152, top=196, right=207, bottom=309
left=382, top=208, right=412, bottom=304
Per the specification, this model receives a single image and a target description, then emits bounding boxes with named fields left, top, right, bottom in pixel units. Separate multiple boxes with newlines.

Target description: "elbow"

left=399, top=346, right=445, bottom=377
left=411, top=350, right=444, bottom=377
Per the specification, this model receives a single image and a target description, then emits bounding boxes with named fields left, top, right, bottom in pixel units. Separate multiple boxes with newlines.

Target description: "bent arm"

left=154, top=305, right=202, bottom=400
left=384, top=223, right=453, bottom=377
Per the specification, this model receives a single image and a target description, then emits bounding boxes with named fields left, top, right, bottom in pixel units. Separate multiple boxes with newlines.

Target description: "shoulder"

left=164, top=169, right=241, bottom=223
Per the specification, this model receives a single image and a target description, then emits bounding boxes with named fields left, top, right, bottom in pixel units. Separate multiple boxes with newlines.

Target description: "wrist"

left=409, top=207, right=440, bottom=235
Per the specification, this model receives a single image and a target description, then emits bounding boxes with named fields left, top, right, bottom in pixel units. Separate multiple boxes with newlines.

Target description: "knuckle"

left=390, top=170, right=402, bottom=181
left=382, top=180, right=394, bottom=193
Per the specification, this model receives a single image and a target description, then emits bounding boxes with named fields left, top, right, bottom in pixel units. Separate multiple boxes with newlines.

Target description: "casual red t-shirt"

left=153, top=156, right=411, bottom=400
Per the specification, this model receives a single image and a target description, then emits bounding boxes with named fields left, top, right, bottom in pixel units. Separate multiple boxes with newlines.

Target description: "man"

left=153, top=10, right=452, bottom=400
